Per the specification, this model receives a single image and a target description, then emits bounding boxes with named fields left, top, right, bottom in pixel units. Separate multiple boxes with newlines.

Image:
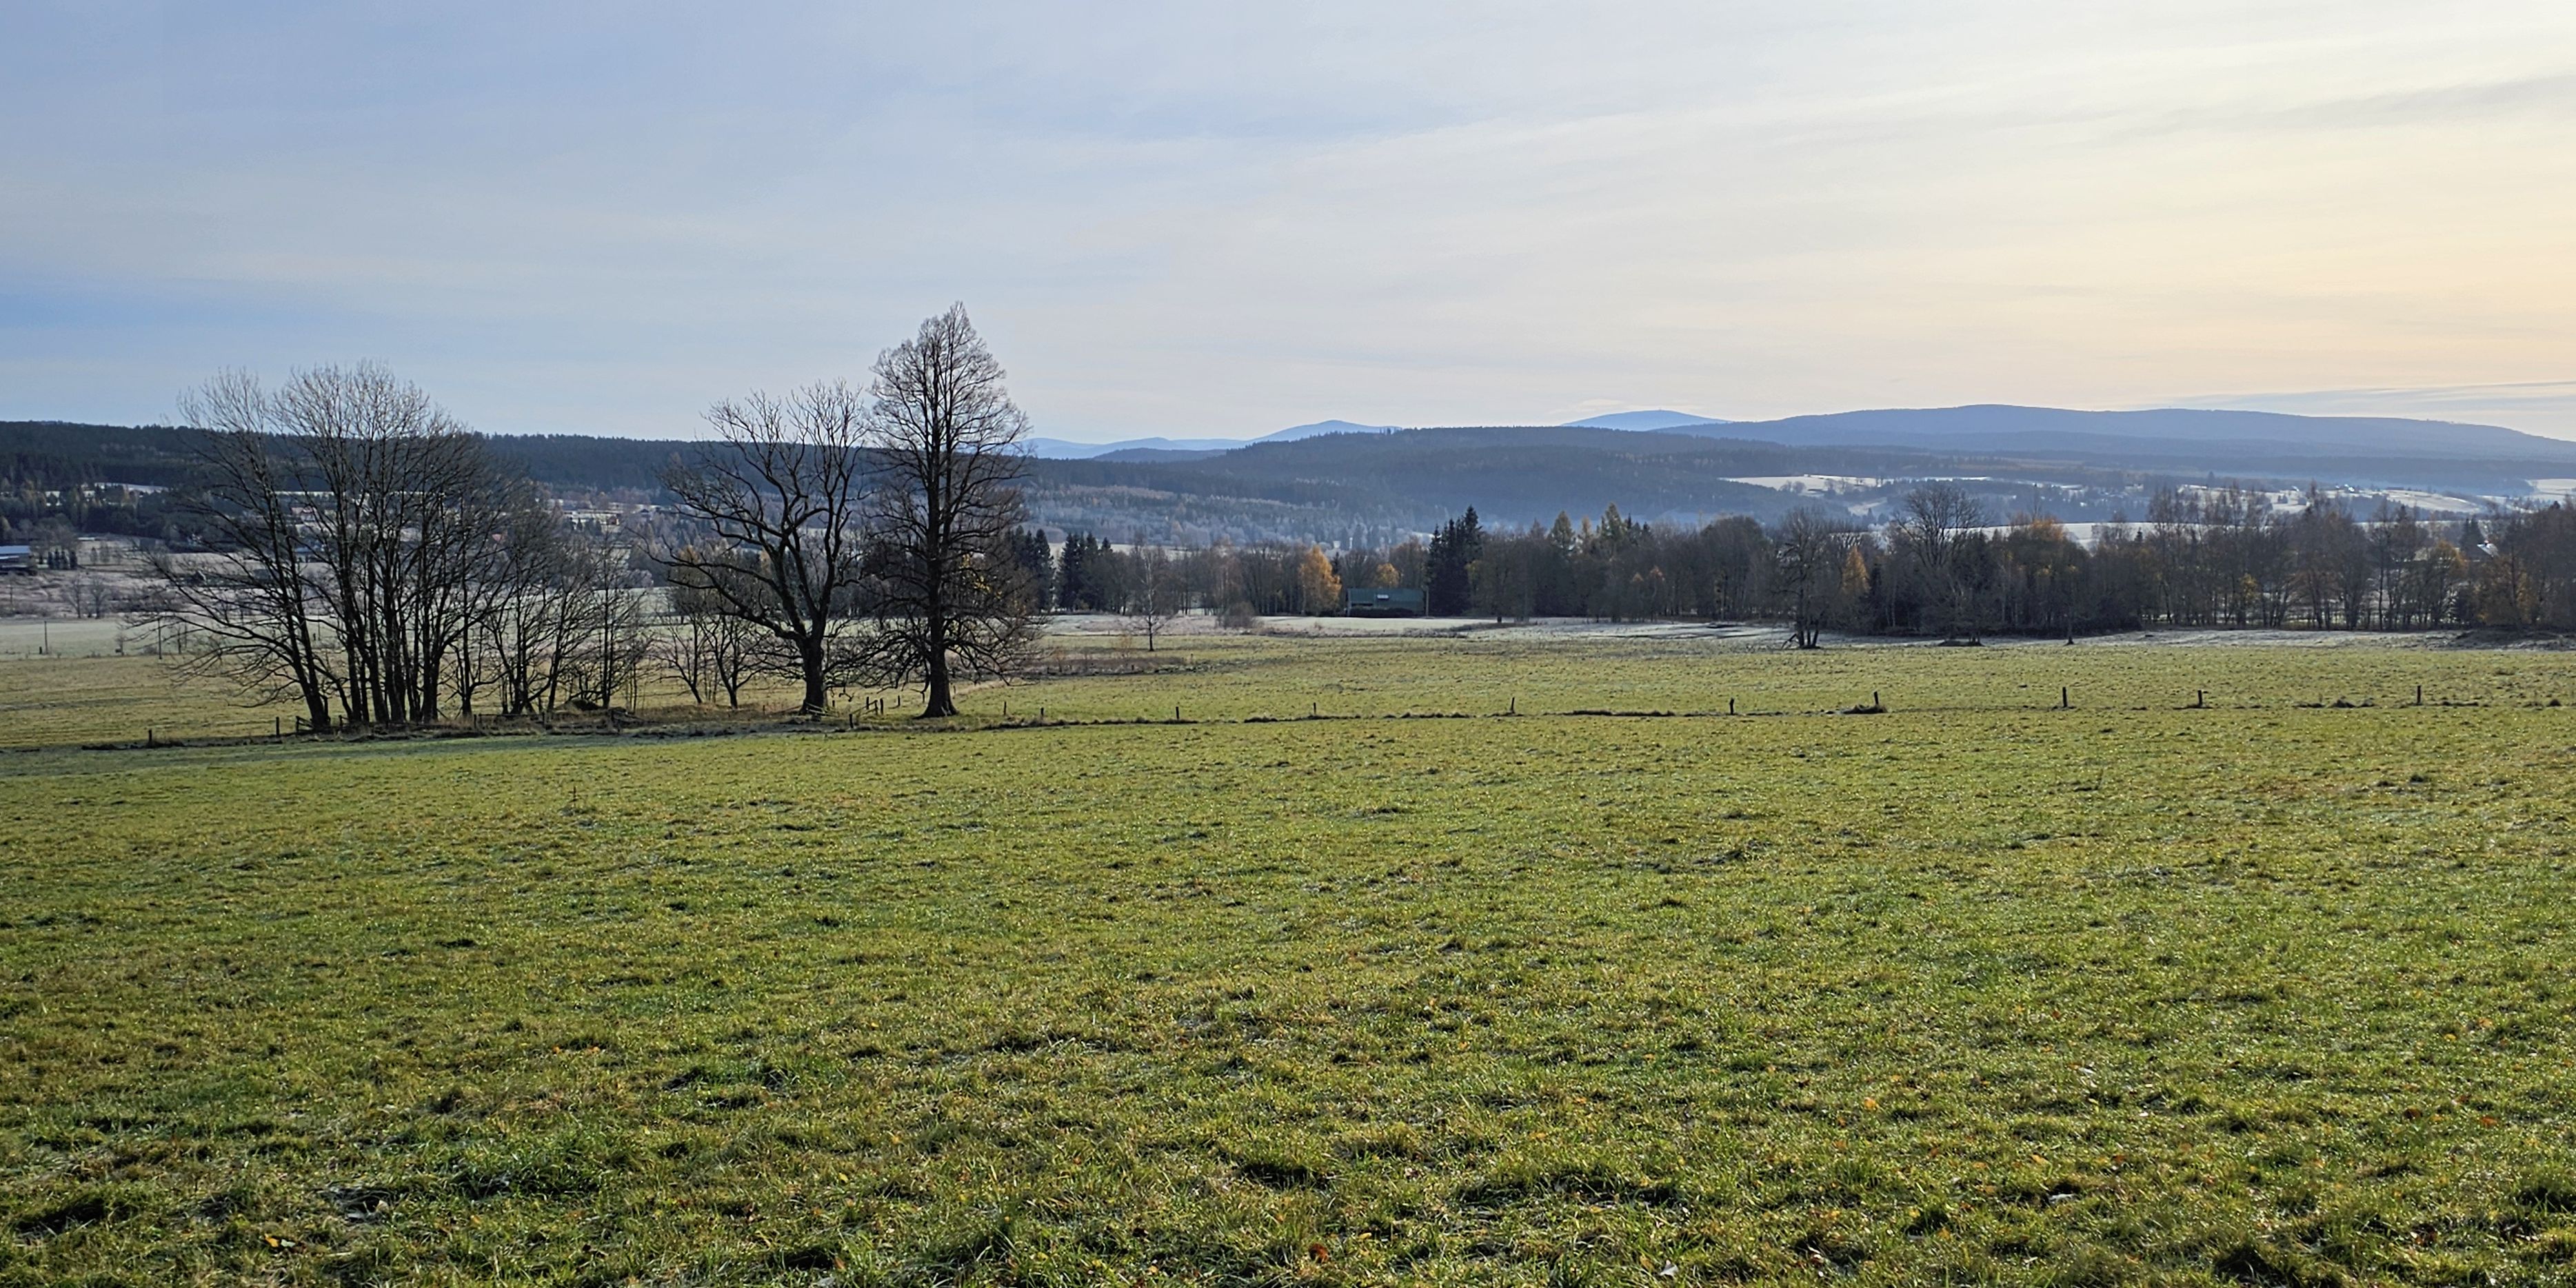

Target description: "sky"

left=3, top=1, right=2574, bottom=443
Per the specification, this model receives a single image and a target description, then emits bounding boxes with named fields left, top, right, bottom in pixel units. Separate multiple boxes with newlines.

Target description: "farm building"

left=1345, top=586, right=1425, bottom=616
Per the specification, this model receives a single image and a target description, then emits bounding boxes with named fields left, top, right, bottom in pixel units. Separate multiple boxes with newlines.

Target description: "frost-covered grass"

left=5, top=640, right=2576, bottom=1285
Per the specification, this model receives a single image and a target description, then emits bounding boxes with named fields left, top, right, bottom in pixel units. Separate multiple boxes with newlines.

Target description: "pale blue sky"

left=5, top=1, right=2574, bottom=441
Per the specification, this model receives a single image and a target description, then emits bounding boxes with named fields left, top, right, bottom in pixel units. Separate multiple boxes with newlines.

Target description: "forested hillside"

left=9, top=411, right=2566, bottom=548
left=6, top=420, right=2067, bottom=544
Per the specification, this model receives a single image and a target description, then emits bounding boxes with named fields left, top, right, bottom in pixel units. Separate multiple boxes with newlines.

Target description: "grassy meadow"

left=6, top=632, right=2576, bottom=1285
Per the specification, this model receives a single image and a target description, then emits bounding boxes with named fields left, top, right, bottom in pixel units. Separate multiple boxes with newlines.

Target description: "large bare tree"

left=661, top=382, right=870, bottom=714
left=854, top=304, right=1038, bottom=717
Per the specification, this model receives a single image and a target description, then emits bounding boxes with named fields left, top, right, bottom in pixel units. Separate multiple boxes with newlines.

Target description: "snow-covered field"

left=0, top=609, right=2543, bottom=664
left=2371, top=490, right=2490, bottom=516
left=0, top=616, right=155, bottom=659
left=1724, top=474, right=1882, bottom=494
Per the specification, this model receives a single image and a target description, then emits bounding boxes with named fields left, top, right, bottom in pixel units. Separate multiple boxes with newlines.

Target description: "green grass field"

left=6, top=635, right=2576, bottom=1285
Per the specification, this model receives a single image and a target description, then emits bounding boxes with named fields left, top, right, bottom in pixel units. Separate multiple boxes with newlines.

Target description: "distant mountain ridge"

left=1030, top=403, right=2570, bottom=465
left=14, top=403, right=2576, bottom=550
left=1021, top=436, right=1250, bottom=459
left=1562, top=410, right=1731, bottom=430
left=1665, top=404, right=2569, bottom=461
left=1023, top=418, right=1397, bottom=460
left=1260, top=419, right=1398, bottom=442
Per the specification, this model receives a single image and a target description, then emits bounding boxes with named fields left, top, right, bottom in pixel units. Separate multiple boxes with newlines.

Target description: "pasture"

left=5, top=633, right=2576, bottom=1285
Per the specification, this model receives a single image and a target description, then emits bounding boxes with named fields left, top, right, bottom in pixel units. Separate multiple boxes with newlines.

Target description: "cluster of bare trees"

left=2473, top=505, right=2576, bottom=629
left=662, top=304, right=1039, bottom=717
left=155, top=305, right=1040, bottom=728
left=1050, top=535, right=1347, bottom=627
left=456, top=521, right=651, bottom=718
left=154, top=364, right=655, bottom=729
left=1035, top=480, right=2553, bottom=643
left=656, top=578, right=761, bottom=707
left=1839, top=484, right=2488, bottom=638
left=1402, top=483, right=2516, bottom=640
left=1444, top=482, right=2498, bottom=641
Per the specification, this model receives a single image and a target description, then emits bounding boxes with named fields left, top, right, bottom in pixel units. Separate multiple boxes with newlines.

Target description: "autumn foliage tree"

left=1294, top=545, right=1342, bottom=614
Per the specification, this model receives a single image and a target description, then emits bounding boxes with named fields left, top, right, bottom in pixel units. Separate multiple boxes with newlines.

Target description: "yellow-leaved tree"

left=1296, top=545, right=1343, bottom=615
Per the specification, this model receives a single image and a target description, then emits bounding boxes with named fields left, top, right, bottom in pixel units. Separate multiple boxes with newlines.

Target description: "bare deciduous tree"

left=563, top=527, right=647, bottom=711
left=481, top=503, right=587, bottom=717
left=1775, top=506, right=1854, bottom=649
left=661, top=383, right=870, bottom=715
left=155, top=371, right=340, bottom=729
left=447, top=485, right=558, bottom=718
left=1121, top=543, right=1184, bottom=651
left=70, top=573, right=120, bottom=620
left=852, top=304, right=1038, bottom=717
left=1893, top=482, right=1986, bottom=641
left=661, top=574, right=761, bottom=707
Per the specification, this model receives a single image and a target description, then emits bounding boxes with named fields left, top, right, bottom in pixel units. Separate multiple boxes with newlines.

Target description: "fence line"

left=53, top=685, right=2548, bottom=754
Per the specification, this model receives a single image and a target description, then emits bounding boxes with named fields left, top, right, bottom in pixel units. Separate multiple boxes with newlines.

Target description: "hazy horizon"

left=6, top=3, right=2573, bottom=441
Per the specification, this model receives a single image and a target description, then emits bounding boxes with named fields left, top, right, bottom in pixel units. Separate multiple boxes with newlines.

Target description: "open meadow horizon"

left=8, top=630, right=2576, bottom=1284
left=12, top=3, right=2576, bottom=1281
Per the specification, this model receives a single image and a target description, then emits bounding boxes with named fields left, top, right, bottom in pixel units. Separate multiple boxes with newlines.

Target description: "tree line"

left=143, top=321, right=2576, bottom=731
left=1441, top=482, right=2564, bottom=638
left=1032, top=534, right=1342, bottom=623
left=1007, top=482, right=2576, bottom=642
left=154, top=306, right=1038, bottom=729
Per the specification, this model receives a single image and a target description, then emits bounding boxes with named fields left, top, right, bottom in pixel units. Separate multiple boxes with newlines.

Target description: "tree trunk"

left=922, top=656, right=956, bottom=716
left=799, top=637, right=829, bottom=715
left=920, top=614, right=956, bottom=716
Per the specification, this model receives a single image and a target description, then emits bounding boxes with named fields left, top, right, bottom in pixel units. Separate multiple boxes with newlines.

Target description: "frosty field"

left=5, top=635, right=2576, bottom=1285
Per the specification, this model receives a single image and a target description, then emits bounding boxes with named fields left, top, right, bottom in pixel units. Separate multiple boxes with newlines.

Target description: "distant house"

left=0, top=545, right=33, bottom=576
left=1345, top=586, right=1425, bottom=616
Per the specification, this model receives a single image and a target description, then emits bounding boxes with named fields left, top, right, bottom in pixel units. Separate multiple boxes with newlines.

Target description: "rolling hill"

left=1665, top=405, right=2576, bottom=474
left=1561, top=410, right=1731, bottom=430
left=12, top=403, right=2571, bottom=548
